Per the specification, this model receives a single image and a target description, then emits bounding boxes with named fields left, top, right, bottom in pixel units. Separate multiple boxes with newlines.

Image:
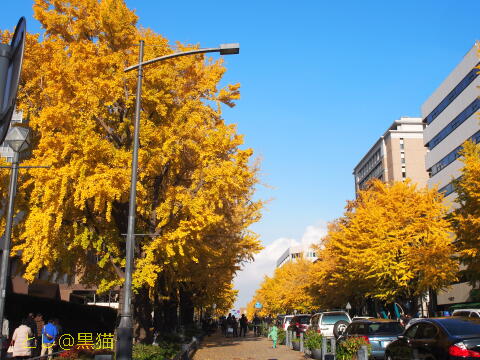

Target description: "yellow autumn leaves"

left=0, top=0, right=262, bottom=313
left=452, top=141, right=480, bottom=283
left=249, top=178, right=463, bottom=316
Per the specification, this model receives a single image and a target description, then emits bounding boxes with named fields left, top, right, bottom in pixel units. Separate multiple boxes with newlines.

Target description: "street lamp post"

left=116, top=41, right=239, bottom=360
left=0, top=126, right=30, bottom=342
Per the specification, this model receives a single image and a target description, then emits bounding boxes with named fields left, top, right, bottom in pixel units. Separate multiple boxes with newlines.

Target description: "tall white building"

left=424, top=44, right=479, bottom=201
left=276, top=244, right=318, bottom=268
left=422, top=43, right=480, bottom=308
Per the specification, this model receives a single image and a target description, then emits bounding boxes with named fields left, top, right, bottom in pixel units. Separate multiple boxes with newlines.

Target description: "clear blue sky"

left=2, top=1, right=480, bottom=307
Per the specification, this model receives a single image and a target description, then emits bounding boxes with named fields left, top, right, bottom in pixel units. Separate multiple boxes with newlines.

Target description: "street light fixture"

left=116, top=41, right=239, bottom=360
left=0, top=125, right=30, bottom=341
left=5, top=126, right=30, bottom=152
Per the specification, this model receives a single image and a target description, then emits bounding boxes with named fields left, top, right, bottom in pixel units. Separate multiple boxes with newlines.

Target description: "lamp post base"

left=115, top=321, right=133, bottom=360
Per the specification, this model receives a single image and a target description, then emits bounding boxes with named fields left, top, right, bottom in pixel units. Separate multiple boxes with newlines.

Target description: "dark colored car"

left=337, top=319, right=403, bottom=359
left=385, top=317, right=480, bottom=360
left=288, top=314, right=311, bottom=334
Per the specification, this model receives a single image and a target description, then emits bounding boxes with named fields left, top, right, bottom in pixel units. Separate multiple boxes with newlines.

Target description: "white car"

left=310, top=311, right=351, bottom=338
left=282, top=315, right=294, bottom=331
left=351, top=316, right=374, bottom=321
left=452, top=309, right=480, bottom=318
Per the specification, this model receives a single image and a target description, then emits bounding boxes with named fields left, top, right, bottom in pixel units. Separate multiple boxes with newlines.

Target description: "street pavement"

left=193, top=331, right=306, bottom=360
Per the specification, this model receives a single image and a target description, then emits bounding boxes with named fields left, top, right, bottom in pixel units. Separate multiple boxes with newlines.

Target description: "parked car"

left=385, top=317, right=480, bottom=360
left=287, top=314, right=312, bottom=334
left=310, top=311, right=351, bottom=338
left=352, top=316, right=375, bottom=321
left=337, top=319, right=403, bottom=359
left=282, top=315, right=294, bottom=331
left=452, top=309, right=480, bottom=318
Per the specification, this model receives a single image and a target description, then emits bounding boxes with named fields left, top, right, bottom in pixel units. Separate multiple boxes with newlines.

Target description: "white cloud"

left=232, top=221, right=328, bottom=309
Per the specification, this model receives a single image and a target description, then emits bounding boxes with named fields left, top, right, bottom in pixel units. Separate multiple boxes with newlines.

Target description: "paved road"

left=193, top=331, right=306, bottom=360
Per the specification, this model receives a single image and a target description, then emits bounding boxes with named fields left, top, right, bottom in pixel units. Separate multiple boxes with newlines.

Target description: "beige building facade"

left=353, top=117, right=428, bottom=193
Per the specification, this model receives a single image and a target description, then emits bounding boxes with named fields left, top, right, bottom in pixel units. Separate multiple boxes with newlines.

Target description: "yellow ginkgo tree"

left=452, top=140, right=480, bottom=283
left=248, top=259, right=317, bottom=316
left=322, top=180, right=458, bottom=306
left=1, top=0, right=262, bottom=338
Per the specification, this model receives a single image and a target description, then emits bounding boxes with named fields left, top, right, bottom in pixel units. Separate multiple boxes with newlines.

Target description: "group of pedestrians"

left=8, top=313, right=62, bottom=360
left=220, top=313, right=249, bottom=337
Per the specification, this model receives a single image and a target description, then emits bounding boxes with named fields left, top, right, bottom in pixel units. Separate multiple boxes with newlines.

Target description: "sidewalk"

left=193, top=330, right=306, bottom=360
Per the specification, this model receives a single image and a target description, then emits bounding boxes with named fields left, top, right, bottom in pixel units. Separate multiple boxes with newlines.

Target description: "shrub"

left=58, top=345, right=113, bottom=360
left=132, top=343, right=180, bottom=360
left=304, top=329, right=323, bottom=350
left=277, top=328, right=286, bottom=345
left=260, top=323, right=270, bottom=337
left=336, top=336, right=371, bottom=360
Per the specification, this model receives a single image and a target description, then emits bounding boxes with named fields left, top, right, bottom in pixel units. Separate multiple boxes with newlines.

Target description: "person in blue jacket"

left=40, top=319, right=58, bottom=360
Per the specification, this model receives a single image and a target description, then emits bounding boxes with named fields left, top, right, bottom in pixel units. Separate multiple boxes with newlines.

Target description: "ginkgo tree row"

left=248, top=141, right=480, bottom=317
left=0, top=0, right=263, bottom=340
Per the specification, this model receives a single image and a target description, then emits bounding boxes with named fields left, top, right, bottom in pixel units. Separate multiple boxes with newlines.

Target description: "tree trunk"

left=179, top=287, right=194, bottom=327
left=133, top=286, right=153, bottom=343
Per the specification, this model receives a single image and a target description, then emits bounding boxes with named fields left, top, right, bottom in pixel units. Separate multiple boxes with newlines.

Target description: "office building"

left=353, top=117, right=429, bottom=193
left=276, top=244, right=318, bottom=268
left=422, top=43, right=480, bottom=308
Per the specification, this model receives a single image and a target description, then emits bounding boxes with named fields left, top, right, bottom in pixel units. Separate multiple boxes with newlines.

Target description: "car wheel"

left=333, top=320, right=349, bottom=338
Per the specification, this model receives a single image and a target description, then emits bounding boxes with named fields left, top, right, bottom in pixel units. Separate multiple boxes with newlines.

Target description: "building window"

left=424, top=63, right=480, bottom=125
left=427, top=98, right=480, bottom=150
left=439, top=181, right=457, bottom=196
left=428, top=130, right=480, bottom=177
left=358, top=162, right=384, bottom=189
left=401, top=157, right=405, bottom=164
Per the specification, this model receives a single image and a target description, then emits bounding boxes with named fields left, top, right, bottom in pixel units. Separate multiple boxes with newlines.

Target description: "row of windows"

left=357, top=149, right=381, bottom=181
left=439, top=181, right=456, bottom=196
left=424, top=62, right=480, bottom=125
left=429, top=130, right=480, bottom=177
left=427, top=98, right=480, bottom=150
left=358, top=163, right=384, bottom=189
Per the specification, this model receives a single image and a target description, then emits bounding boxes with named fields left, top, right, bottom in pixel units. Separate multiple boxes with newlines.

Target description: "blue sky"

left=2, top=1, right=479, bottom=309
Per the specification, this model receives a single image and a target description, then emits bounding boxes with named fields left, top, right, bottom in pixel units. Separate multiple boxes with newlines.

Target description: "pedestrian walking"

left=2, top=316, right=9, bottom=360
left=11, top=319, right=34, bottom=359
left=239, top=314, right=248, bottom=337
left=24, top=314, right=37, bottom=338
left=253, top=313, right=261, bottom=336
left=220, top=316, right=227, bottom=336
left=34, top=314, right=44, bottom=357
left=53, top=319, right=62, bottom=351
left=267, top=322, right=279, bottom=348
left=232, top=316, right=238, bottom=337
left=41, top=319, right=58, bottom=360
left=226, top=314, right=234, bottom=338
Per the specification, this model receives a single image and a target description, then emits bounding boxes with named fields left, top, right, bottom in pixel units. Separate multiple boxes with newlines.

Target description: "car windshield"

left=441, top=319, right=480, bottom=336
left=322, top=313, right=349, bottom=325
left=453, top=311, right=471, bottom=317
left=368, top=322, right=403, bottom=335
left=296, top=316, right=310, bottom=324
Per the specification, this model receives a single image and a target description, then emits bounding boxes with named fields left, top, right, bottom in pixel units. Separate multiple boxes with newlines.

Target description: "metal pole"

left=0, top=44, right=11, bottom=110
left=0, top=151, right=19, bottom=342
left=116, top=39, right=144, bottom=360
